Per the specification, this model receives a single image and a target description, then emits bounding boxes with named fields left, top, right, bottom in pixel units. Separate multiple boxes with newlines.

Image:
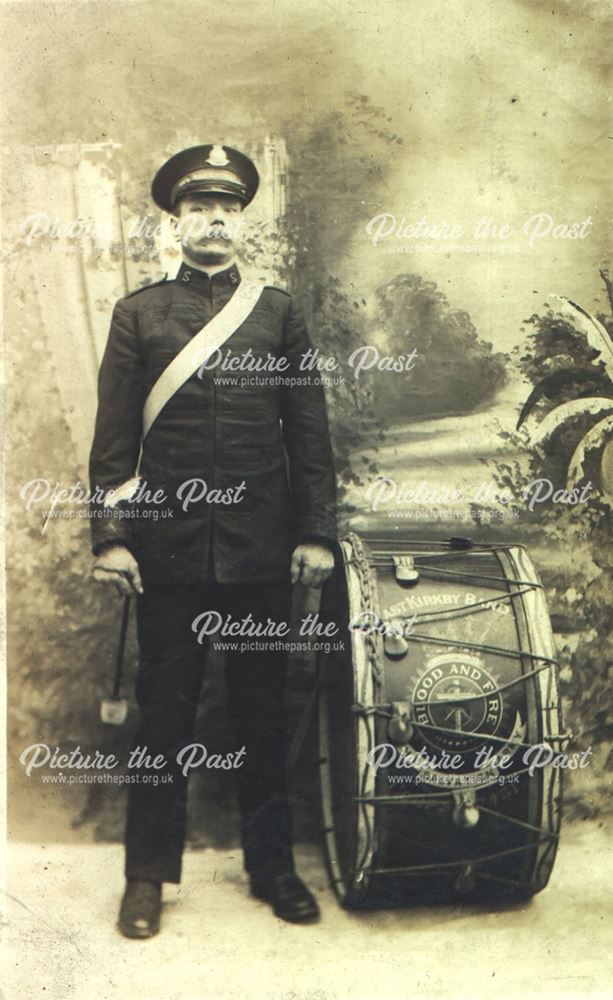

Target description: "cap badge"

left=206, top=145, right=230, bottom=167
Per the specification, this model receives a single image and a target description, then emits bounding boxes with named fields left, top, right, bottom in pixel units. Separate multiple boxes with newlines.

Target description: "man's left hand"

left=291, top=543, right=335, bottom=588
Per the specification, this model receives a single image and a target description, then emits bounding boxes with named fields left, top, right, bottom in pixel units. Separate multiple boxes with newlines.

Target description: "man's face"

left=172, top=192, right=244, bottom=266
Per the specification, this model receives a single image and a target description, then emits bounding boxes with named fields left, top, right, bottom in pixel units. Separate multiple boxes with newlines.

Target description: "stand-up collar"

left=177, top=260, right=241, bottom=290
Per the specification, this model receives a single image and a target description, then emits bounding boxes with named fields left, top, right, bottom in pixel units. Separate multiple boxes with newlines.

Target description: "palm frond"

left=526, top=398, right=613, bottom=446
left=549, top=295, right=613, bottom=373
left=516, top=367, right=613, bottom=429
left=567, top=413, right=613, bottom=497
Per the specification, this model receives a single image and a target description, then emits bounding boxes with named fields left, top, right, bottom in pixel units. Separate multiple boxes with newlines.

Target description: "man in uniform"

left=89, top=144, right=337, bottom=937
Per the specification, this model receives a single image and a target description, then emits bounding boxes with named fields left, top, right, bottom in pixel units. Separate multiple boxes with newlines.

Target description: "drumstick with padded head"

left=100, top=596, right=131, bottom=725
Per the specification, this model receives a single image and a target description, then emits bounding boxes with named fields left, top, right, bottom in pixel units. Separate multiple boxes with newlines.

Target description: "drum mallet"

left=100, top=596, right=131, bottom=725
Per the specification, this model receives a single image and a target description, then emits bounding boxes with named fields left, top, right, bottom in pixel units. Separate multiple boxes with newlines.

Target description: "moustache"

left=178, top=220, right=237, bottom=241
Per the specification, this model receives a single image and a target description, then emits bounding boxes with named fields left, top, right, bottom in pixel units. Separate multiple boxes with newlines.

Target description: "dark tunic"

left=89, top=261, right=337, bottom=584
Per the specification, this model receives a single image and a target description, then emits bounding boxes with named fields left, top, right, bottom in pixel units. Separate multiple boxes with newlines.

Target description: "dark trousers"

left=124, top=577, right=294, bottom=884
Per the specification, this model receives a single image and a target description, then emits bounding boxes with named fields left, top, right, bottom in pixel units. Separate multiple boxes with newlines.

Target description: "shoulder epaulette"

left=125, top=274, right=169, bottom=298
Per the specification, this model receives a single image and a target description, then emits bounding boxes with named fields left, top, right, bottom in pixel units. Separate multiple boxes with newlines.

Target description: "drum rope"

left=353, top=794, right=562, bottom=842
left=402, top=630, right=559, bottom=664
left=361, top=538, right=518, bottom=551
left=369, top=561, right=544, bottom=590
left=353, top=753, right=569, bottom=789
left=350, top=702, right=571, bottom=751
left=412, top=660, right=559, bottom=703
left=361, top=756, right=566, bottom=789
left=473, top=871, right=536, bottom=890
left=351, top=658, right=559, bottom=711
left=406, top=566, right=544, bottom=587
left=379, top=586, right=539, bottom=626
left=361, top=837, right=554, bottom=877
left=477, top=804, right=561, bottom=838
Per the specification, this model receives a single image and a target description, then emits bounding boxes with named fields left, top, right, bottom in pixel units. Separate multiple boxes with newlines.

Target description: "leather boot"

left=118, top=879, right=162, bottom=938
left=250, top=873, right=320, bottom=923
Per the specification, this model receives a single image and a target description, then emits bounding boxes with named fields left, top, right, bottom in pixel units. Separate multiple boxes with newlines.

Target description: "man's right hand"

left=93, top=544, right=144, bottom=597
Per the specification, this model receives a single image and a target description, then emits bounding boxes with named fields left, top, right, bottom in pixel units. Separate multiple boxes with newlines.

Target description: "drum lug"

left=454, top=863, right=477, bottom=895
left=387, top=701, right=413, bottom=744
left=384, top=620, right=409, bottom=659
left=392, top=555, right=420, bottom=586
left=452, top=789, right=480, bottom=829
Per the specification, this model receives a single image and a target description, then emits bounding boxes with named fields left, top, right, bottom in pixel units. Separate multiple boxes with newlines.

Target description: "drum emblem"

left=412, top=651, right=503, bottom=756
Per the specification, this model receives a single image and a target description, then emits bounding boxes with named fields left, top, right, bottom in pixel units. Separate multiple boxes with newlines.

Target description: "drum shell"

left=318, top=536, right=563, bottom=908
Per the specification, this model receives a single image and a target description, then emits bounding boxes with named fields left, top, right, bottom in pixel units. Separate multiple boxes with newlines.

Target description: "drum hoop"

left=344, top=537, right=380, bottom=895
left=502, top=545, right=562, bottom=888
left=318, top=537, right=381, bottom=902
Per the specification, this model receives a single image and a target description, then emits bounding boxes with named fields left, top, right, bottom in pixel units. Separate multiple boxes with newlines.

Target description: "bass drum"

left=318, top=533, right=564, bottom=908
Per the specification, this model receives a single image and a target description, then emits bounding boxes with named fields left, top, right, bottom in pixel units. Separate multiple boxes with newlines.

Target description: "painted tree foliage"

left=492, top=285, right=613, bottom=813
left=371, top=273, right=507, bottom=422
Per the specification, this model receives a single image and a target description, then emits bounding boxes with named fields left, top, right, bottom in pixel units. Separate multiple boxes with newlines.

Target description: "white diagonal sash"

left=104, top=277, right=265, bottom=508
left=142, top=277, right=265, bottom=439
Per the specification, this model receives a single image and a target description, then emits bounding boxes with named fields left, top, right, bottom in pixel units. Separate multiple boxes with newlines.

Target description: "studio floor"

left=4, top=820, right=612, bottom=1000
